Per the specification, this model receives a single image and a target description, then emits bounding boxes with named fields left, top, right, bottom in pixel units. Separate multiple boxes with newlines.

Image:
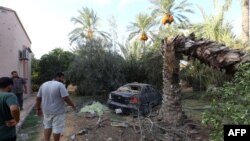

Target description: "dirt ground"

left=36, top=106, right=209, bottom=141
left=34, top=88, right=209, bottom=141
left=37, top=111, right=146, bottom=141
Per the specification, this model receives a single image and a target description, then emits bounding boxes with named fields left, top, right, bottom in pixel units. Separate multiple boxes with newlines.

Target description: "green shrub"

left=180, top=59, right=229, bottom=91
left=67, top=39, right=125, bottom=96
left=202, top=62, right=250, bottom=141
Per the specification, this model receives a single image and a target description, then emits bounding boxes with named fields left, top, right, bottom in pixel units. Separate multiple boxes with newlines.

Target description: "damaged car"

left=107, top=83, right=162, bottom=116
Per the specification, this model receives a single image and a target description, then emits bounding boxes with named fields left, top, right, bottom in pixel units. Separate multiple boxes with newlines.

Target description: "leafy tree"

left=202, top=62, right=250, bottom=141
left=180, top=59, right=229, bottom=91
left=119, top=39, right=162, bottom=89
left=31, top=55, right=40, bottom=91
left=142, top=49, right=163, bottom=89
left=121, top=56, right=147, bottom=84
left=69, top=7, right=110, bottom=45
left=67, top=39, right=125, bottom=96
left=38, top=48, right=75, bottom=84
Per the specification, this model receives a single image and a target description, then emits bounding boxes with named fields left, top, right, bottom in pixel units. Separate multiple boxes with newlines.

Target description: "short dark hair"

left=0, top=77, right=13, bottom=88
left=54, top=72, right=64, bottom=78
left=11, top=71, right=17, bottom=75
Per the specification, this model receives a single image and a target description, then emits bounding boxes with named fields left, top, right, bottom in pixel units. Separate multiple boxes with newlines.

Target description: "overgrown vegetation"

left=67, top=39, right=125, bottom=96
left=180, top=59, right=229, bottom=91
left=38, top=48, right=75, bottom=84
left=202, top=62, right=250, bottom=141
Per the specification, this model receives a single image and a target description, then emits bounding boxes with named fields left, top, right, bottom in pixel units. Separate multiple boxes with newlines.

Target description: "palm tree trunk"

left=161, top=38, right=183, bottom=126
left=242, top=0, right=249, bottom=42
left=173, top=34, right=249, bottom=74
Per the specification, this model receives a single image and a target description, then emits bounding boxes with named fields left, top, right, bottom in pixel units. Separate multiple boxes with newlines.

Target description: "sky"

left=0, top=0, right=242, bottom=59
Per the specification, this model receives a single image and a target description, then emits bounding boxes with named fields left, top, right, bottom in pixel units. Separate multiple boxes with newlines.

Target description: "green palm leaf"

left=69, top=7, right=110, bottom=44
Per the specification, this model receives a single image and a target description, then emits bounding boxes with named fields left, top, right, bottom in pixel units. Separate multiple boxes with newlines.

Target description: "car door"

left=148, top=86, right=161, bottom=105
left=141, top=86, right=151, bottom=104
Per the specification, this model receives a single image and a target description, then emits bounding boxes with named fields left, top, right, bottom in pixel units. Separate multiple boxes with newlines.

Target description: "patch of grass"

left=17, top=109, right=42, bottom=141
left=182, top=91, right=205, bottom=100
left=182, top=91, right=210, bottom=122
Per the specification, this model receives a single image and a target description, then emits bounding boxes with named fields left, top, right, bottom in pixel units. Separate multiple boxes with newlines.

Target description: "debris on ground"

left=77, top=129, right=87, bottom=135
left=79, top=101, right=109, bottom=116
left=110, top=120, right=129, bottom=128
left=34, top=100, right=209, bottom=141
left=70, top=134, right=76, bottom=140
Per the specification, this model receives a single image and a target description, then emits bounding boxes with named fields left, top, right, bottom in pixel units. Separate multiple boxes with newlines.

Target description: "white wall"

left=0, top=7, right=32, bottom=94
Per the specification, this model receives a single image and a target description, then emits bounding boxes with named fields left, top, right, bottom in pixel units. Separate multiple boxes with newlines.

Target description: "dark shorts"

left=0, top=136, right=16, bottom=141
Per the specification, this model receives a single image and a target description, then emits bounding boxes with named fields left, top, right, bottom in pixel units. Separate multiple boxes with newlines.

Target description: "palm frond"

left=197, top=4, right=208, bottom=21
left=127, top=12, right=156, bottom=43
left=151, top=0, right=193, bottom=26
left=127, top=30, right=141, bottom=41
left=69, top=7, right=110, bottom=44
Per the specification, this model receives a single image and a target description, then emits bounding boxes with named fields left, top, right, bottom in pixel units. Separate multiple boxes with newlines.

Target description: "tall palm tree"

left=150, top=0, right=193, bottom=25
left=242, top=0, right=249, bottom=42
left=127, top=13, right=156, bottom=53
left=69, top=7, right=109, bottom=45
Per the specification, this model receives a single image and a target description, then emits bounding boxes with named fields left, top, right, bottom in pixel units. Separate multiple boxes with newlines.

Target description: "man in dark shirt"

left=11, top=71, right=27, bottom=110
left=0, top=77, right=20, bottom=141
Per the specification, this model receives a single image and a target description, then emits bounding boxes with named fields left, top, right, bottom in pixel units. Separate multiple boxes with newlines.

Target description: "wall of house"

left=0, top=8, right=32, bottom=94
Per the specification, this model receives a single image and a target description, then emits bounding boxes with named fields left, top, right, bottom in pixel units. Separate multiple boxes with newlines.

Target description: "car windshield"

left=117, top=85, right=141, bottom=94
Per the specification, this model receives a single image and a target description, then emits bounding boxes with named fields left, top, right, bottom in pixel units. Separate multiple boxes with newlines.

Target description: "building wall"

left=0, top=7, right=32, bottom=94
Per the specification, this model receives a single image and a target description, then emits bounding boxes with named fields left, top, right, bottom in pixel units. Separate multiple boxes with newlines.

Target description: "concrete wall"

left=0, top=7, right=32, bottom=94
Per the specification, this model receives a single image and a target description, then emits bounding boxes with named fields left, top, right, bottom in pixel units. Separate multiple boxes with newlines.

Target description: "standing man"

left=0, top=77, right=20, bottom=141
left=11, top=71, right=27, bottom=110
left=36, top=72, right=76, bottom=141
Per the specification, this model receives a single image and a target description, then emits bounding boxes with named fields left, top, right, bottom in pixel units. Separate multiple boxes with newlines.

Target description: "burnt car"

left=107, top=83, right=162, bottom=116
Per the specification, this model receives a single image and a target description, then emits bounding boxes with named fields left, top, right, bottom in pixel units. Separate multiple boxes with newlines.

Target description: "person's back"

left=36, top=72, right=75, bottom=141
left=38, top=80, right=68, bottom=115
left=0, top=93, right=17, bottom=140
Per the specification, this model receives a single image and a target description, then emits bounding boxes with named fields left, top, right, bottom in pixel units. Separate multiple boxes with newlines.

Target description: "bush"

left=180, top=59, right=229, bottom=91
left=202, top=63, right=250, bottom=141
left=121, top=56, right=147, bottom=84
left=67, top=39, right=125, bottom=96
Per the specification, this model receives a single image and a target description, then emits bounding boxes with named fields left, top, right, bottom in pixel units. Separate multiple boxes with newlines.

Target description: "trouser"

left=15, top=93, right=23, bottom=109
left=0, top=136, right=16, bottom=141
